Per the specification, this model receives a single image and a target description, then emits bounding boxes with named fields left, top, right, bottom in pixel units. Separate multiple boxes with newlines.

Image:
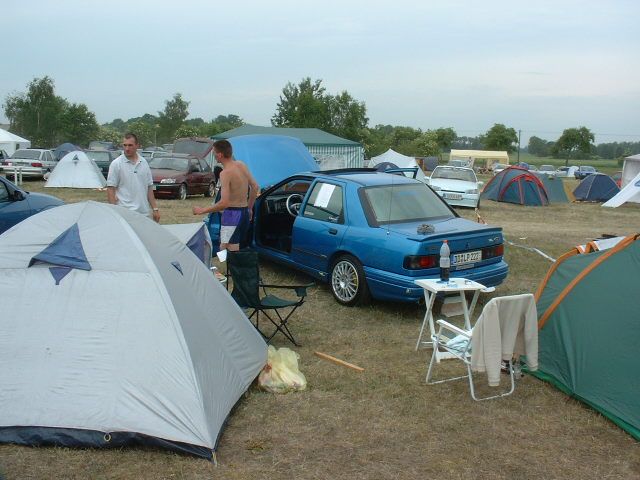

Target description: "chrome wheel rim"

left=207, top=183, right=214, bottom=196
left=179, top=185, right=187, bottom=200
left=332, top=260, right=359, bottom=302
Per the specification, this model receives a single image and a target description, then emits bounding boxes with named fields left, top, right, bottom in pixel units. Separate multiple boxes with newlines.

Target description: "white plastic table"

left=414, top=278, right=487, bottom=361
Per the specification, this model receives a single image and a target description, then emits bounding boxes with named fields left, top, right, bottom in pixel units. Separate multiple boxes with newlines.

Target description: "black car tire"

left=330, top=254, right=370, bottom=306
left=205, top=182, right=215, bottom=197
left=178, top=183, right=188, bottom=201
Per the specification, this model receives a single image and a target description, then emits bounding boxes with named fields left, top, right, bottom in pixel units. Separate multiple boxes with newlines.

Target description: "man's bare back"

left=220, top=161, right=251, bottom=207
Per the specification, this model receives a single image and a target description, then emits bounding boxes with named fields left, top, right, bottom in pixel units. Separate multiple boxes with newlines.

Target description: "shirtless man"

left=192, top=140, right=258, bottom=251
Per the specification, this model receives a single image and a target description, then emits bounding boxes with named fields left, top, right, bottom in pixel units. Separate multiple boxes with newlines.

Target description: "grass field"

left=1, top=180, right=639, bottom=479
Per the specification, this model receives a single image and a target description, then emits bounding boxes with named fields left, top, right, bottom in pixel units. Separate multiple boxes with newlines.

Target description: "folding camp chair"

left=227, top=249, right=313, bottom=346
left=425, top=293, right=538, bottom=401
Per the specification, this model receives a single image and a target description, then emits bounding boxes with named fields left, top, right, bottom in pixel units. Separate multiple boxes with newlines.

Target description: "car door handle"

left=328, top=228, right=337, bottom=235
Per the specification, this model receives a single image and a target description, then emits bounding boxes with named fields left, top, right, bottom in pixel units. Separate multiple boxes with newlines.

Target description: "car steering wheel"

left=285, top=194, right=304, bottom=217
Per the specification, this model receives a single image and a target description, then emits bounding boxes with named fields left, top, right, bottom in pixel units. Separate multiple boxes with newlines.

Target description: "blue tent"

left=53, top=143, right=82, bottom=161
left=481, top=167, right=549, bottom=206
left=228, top=135, right=318, bottom=190
left=573, top=173, right=620, bottom=202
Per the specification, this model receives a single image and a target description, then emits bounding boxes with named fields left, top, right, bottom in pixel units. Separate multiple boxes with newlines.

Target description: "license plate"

left=453, top=250, right=481, bottom=266
left=443, top=192, right=462, bottom=200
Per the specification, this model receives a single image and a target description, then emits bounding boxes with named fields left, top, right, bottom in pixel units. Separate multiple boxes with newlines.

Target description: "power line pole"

left=517, top=129, right=521, bottom=163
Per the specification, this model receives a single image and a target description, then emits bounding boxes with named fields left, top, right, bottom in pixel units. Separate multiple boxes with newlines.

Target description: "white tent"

left=164, top=222, right=212, bottom=265
left=45, top=151, right=106, bottom=188
left=0, top=128, right=30, bottom=156
left=369, top=149, right=422, bottom=176
left=0, top=202, right=266, bottom=458
left=603, top=170, right=640, bottom=208
left=621, top=154, right=640, bottom=188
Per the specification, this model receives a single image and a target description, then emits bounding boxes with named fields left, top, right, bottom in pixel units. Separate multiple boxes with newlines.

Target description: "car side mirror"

left=11, top=190, right=25, bottom=201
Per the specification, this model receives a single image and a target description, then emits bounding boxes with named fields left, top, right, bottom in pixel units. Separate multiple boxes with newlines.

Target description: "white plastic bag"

left=258, top=346, right=307, bottom=393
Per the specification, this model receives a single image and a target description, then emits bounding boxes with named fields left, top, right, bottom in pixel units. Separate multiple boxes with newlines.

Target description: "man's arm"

left=240, top=162, right=259, bottom=214
left=193, top=170, right=230, bottom=215
left=148, top=186, right=160, bottom=223
left=107, top=186, right=117, bottom=205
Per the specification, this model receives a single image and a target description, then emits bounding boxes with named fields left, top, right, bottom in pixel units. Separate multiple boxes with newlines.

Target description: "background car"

left=538, top=165, right=556, bottom=176
left=85, top=149, right=119, bottom=178
left=425, top=165, right=482, bottom=208
left=0, top=175, right=64, bottom=234
left=88, top=140, right=117, bottom=151
left=575, top=165, right=597, bottom=179
left=491, top=163, right=508, bottom=175
left=209, top=170, right=508, bottom=305
left=554, top=166, right=578, bottom=177
left=0, top=149, right=58, bottom=179
left=149, top=154, right=215, bottom=200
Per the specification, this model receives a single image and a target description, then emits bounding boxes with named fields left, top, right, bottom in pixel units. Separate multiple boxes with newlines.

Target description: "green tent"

left=211, top=125, right=364, bottom=169
left=533, top=234, right=640, bottom=439
left=535, top=174, right=574, bottom=203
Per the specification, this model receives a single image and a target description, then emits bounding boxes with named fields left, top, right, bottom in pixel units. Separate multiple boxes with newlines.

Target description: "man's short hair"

left=213, top=139, right=233, bottom=158
left=123, top=132, right=139, bottom=146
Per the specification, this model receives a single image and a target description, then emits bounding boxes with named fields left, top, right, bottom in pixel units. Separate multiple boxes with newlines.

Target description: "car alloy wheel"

left=178, top=184, right=187, bottom=200
left=330, top=254, right=370, bottom=306
left=205, top=182, right=215, bottom=197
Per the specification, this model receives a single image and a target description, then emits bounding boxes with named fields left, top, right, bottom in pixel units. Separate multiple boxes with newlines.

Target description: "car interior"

left=257, top=179, right=312, bottom=253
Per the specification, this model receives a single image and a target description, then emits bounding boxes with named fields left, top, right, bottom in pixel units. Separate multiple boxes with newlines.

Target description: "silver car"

left=1, top=149, right=58, bottom=179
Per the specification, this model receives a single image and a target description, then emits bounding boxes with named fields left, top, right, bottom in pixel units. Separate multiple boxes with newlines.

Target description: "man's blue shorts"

left=220, top=207, right=250, bottom=245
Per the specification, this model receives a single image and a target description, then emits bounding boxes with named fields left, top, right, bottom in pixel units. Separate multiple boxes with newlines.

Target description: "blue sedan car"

left=0, top=176, right=64, bottom=235
left=212, top=169, right=508, bottom=305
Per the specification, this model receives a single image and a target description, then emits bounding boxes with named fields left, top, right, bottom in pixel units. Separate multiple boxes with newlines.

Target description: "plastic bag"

left=258, top=345, right=307, bottom=393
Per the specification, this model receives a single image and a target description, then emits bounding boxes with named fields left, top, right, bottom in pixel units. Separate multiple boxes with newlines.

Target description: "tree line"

left=4, top=76, right=636, bottom=162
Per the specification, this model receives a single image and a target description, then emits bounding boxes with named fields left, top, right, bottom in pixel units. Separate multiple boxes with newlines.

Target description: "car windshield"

left=148, top=157, right=188, bottom=170
left=362, top=184, right=453, bottom=224
left=85, top=151, right=110, bottom=161
left=173, top=139, right=211, bottom=156
left=583, top=166, right=596, bottom=172
left=11, top=150, right=40, bottom=160
left=431, top=167, right=476, bottom=182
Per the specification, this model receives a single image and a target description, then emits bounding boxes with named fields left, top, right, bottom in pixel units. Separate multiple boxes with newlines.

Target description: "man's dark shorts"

left=220, top=207, right=250, bottom=245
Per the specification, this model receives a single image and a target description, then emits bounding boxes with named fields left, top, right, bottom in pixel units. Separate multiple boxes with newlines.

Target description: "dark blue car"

left=211, top=169, right=508, bottom=305
left=0, top=176, right=64, bottom=235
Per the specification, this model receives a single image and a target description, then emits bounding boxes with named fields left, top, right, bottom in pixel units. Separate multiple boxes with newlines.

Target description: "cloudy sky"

left=3, top=0, right=639, bottom=143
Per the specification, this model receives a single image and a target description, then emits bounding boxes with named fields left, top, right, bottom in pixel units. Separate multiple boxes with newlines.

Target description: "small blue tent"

left=573, top=173, right=620, bottom=202
left=481, top=167, right=549, bottom=206
left=228, top=135, right=318, bottom=190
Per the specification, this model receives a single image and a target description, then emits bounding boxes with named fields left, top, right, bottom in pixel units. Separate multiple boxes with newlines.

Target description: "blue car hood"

left=385, top=217, right=501, bottom=241
left=229, top=135, right=318, bottom=190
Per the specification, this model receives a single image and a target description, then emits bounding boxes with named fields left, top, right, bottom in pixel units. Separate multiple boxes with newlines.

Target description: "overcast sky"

left=3, top=0, right=639, bottom=143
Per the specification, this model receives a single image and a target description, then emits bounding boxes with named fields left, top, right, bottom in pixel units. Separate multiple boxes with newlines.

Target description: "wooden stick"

left=314, top=351, right=364, bottom=372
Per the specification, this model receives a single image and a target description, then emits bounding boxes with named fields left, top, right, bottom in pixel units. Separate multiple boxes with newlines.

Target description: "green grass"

left=1, top=181, right=639, bottom=479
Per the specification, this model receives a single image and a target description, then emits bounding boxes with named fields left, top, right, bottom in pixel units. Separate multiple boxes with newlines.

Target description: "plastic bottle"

left=439, top=240, right=451, bottom=282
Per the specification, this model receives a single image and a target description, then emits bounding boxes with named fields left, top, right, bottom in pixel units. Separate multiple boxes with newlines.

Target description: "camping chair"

left=425, top=293, right=538, bottom=401
left=227, top=249, right=313, bottom=346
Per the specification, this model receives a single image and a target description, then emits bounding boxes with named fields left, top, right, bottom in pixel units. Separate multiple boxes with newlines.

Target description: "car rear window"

left=361, top=184, right=454, bottom=225
left=11, top=150, right=40, bottom=160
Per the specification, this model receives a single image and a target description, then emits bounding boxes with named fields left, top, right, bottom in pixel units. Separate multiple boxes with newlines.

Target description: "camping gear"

left=227, top=134, right=318, bottom=190
left=44, top=151, right=106, bottom=189
left=258, top=346, right=307, bottom=393
left=213, top=125, right=364, bottom=169
left=573, top=173, right=619, bottom=202
left=426, top=293, right=538, bottom=401
left=227, top=249, right=313, bottom=346
left=603, top=170, right=640, bottom=207
left=533, top=234, right=640, bottom=440
left=0, top=201, right=266, bottom=458
left=0, top=128, right=30, bottom=156
left=369, top=149, right=422, bottom=177
left=163, top=222, right=212, bottom=265
left=481, top=166, right=549, bottom=206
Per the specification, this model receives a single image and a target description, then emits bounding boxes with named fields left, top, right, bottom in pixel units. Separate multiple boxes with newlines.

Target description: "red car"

left=149, top=154, right=216, bottom=200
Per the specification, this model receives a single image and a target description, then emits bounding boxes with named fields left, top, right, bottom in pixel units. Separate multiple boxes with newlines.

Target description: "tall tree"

left=272, top=78, right=331, bottom=129
left=433, top=127, right=457, bottom=159
left=552, top=126, right=595, bottom=166
left=157, top=93, right=189, bottom=144
left=482, top=124, right=518, bottom=152
left=327, top=91, right=368, bottom=142
left=127, top=120, right=154, bottom=147
left=527, top=136, right=553, bottom=157
left=59, top=103, right=99, bottom=147
left=3, top=76, right=67, bottom=147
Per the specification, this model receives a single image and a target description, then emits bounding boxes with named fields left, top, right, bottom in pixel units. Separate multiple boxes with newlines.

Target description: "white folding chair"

left=425, top=293, right=538, bottom=401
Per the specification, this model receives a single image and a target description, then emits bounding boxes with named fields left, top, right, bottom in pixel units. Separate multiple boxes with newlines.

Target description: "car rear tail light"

left=31, top=162, right=43, bottom=167
left=404, top=254, right=438, bottom=270
left=482, top=243, right=504, bottom=260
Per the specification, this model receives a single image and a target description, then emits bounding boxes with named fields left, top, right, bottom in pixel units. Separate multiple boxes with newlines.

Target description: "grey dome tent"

left=0, top=202, right=266, bottom=459
left=45, top=151, right=106, bottom=189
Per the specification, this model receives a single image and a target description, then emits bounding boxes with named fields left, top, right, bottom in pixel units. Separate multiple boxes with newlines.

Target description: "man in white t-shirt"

left=106, top=133, right=160, bottom=222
